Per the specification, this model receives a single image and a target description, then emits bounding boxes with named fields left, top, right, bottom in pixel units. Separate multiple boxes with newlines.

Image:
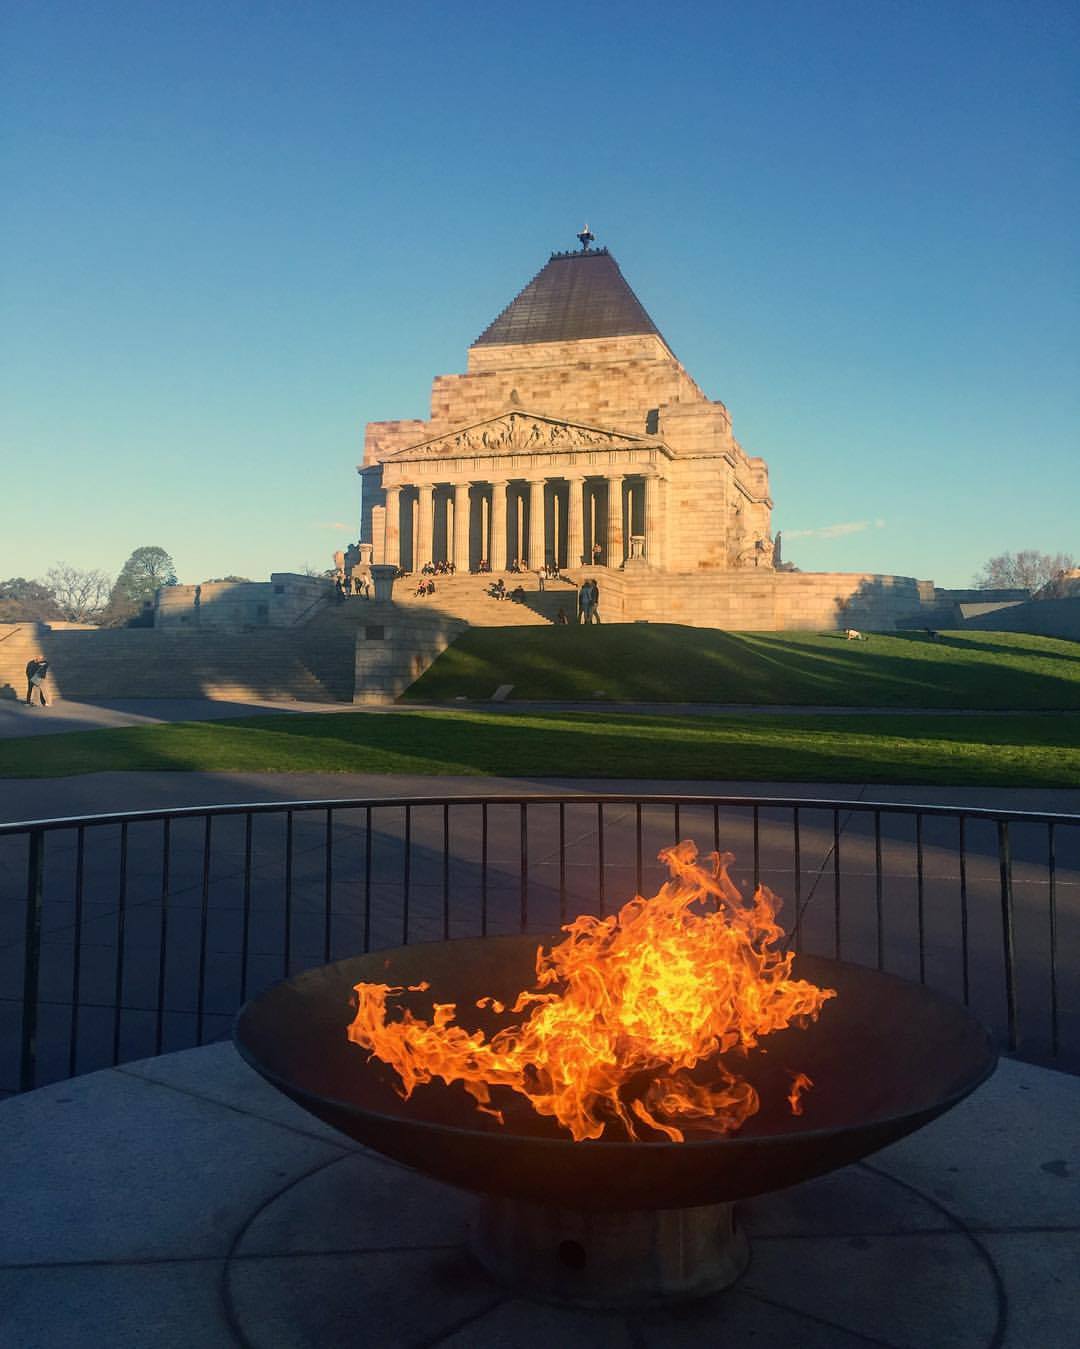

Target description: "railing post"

left=997, top=821, right=1019, bottom=1052
left=20, top=829, right=45, bottom=1093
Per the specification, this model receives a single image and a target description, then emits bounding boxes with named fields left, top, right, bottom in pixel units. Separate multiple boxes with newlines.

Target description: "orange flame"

left=346, top=841, right=836, bottom=1141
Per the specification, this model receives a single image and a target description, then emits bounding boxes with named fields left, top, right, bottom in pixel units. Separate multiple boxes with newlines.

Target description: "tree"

left=103, top=546, right=178, bottom=626
left=973, top=550, right=1075, bottom=592
left=45, top=564, right=112, bottom=623
left=0, top=577, right=61, bottom=623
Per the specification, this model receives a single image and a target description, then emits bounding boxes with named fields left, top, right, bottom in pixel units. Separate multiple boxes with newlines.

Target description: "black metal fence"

left=2, top=794, right=1077, bottom=1096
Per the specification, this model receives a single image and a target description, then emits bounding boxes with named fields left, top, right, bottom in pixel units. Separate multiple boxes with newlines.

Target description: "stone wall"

left=154, top=574, right=332, bottom=630
left=580, top=569, right=936, bottom=632
left=427, top=335, right=707, bottom=441
left=959, top=597, right=1080, bottom=641
left=353, top=614, right=466, bottom=704
left=361, top=335, right=720, bottom=465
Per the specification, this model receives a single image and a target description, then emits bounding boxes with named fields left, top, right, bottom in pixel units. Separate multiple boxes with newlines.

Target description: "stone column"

left=371, top=506, right=386, bottom=564
left=384, top=486, right=402, bottom=569
left=606, top=476, right=623, bottom=567
left=527, top=479, right=545, bottom=571
left=417, top=484, right=434, bottom=569
left=453, top=482, right=471, bottom=572
left=643, top=476, right=656, bottom=562
left=566, top=476, right=585, bottom=569
left=490, top=480, right=508, bottom=571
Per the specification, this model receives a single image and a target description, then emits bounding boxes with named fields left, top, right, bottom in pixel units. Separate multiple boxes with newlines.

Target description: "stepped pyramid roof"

left=473, top=243, right=670, bottom=350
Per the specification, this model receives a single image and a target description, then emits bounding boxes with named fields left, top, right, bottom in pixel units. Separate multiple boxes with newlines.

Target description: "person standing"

left=25, top=657, right=49, bottom=706
left=589, top=577, right=601, bottom=623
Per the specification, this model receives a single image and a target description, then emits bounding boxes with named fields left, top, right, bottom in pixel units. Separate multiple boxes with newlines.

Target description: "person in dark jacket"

left=25, top=657, right=49, bottom=706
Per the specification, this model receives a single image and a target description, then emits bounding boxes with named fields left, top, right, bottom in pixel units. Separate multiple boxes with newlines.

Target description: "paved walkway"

left=2, top=771, right=1079, bottom=825
left=3, top=695, right=1074, bottom=742
left=0, top=696, right=367, bottom=740
left=1, top=1044, right=1076, bottom=1347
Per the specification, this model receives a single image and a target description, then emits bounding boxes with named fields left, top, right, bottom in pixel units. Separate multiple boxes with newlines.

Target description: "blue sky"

left=2, top=0, right=1076, bottom=587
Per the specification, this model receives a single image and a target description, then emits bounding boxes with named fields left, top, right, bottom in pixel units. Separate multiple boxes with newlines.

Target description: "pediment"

left=384, top=410, right=653, bottom=462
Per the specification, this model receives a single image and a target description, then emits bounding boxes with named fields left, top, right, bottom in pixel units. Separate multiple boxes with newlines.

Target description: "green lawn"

left=1, top=709, right=1077, bottom=786
left=402, top=626, right=1080, bottom=709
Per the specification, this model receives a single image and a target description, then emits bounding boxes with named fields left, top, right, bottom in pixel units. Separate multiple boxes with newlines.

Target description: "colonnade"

left=382, top=474, right=657, bottom=573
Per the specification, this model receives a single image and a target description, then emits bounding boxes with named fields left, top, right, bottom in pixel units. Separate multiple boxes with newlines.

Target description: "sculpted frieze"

left=387, top=412, right=649, bottom=462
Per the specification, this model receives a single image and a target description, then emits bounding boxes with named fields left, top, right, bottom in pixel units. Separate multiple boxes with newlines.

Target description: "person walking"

left=25, top=657, right=49, bottom=706
left=588, top=577, right=601, bottom=623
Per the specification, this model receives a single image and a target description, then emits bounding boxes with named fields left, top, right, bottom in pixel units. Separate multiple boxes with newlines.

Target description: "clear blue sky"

left=2, top=0, right=1076, bottom=588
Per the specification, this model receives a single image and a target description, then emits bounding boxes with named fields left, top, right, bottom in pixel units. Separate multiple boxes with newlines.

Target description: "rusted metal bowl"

left=234, top=934, right=996, bottom=1211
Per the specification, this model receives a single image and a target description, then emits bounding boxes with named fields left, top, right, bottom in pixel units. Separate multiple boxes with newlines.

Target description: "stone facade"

left=357, top=240, right=935, bottom=630
left=359, top=246, right=772, bottom=580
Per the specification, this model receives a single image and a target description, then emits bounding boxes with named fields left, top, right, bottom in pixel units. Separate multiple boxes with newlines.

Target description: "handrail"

left=288, top=590, right=333, bottom=628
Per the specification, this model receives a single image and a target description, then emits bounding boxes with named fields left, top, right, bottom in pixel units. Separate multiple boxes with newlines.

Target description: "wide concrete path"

left=1, top=1044, right=1076, bottom=1348
left=0, top=696, right=368, bottom=740
left=2, top=770, right=1079, bottom=825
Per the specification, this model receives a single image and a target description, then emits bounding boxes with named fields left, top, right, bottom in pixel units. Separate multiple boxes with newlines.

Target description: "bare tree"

left=44, top=564, right=112, bottom=623
left=973, top=550, right=1075, bottom=592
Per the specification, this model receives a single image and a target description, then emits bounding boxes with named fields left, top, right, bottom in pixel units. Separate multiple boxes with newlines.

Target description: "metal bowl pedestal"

left=470, top=1196, right=749, bottom=1308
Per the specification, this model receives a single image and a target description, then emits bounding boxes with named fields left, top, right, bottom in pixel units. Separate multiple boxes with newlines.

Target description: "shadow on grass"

left=405, top=625, right=1080, bottom=710
left=5, top=708, right=1072, bottom=788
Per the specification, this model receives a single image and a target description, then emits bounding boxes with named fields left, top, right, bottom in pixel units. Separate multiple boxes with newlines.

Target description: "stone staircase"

left=0, top=623, right=354, bottom=704
left=0, top=573, right=588, bottom=708
left=369, top=571, right=581, bottom=627
left=305, top=574, right=583, bottom=640
left=303, top=574, right=569, bottom=702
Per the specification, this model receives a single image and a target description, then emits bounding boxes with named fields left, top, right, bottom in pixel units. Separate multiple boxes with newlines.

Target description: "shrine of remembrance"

left=358, top=232, right=935, bottom=630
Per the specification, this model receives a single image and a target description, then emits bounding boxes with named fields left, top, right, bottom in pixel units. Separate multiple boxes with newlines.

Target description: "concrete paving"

left=0, top=696, right=370, bottom=740
left=4, top=694, right=1074, bottom=742
left=0, top=1043, right=1076, bottom=1347
left=2, top=769, right=1079, bottom=826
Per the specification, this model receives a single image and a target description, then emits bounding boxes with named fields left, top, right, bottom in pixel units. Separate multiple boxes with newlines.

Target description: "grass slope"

left=1, top=710, right=1077, bottom=786
left=402, top=627, right=1080, bottom=709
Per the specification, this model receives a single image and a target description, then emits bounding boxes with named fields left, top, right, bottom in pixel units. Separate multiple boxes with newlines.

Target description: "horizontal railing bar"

left=2, top=794, right=1078, bottom=836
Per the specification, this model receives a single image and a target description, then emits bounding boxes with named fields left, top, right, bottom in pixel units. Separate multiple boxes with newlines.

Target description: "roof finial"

left=577, top=222, right=595, bottom=251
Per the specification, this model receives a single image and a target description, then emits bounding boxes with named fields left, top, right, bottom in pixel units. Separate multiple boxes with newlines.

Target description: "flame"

left=787, top=1071, right=813, bottom=1116
left=346, top=841, right=836, bottom=1142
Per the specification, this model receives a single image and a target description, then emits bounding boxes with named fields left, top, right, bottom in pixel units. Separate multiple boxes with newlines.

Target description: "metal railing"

left=2, top=794, right=1076, bottom=1095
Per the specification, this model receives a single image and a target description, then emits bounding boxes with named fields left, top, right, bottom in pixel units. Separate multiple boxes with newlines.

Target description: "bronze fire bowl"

left=233, top=935, right=996, bottom=1211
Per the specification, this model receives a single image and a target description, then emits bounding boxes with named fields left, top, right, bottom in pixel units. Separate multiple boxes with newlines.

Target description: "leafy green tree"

left=103, top=546, right=178, bottom=626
